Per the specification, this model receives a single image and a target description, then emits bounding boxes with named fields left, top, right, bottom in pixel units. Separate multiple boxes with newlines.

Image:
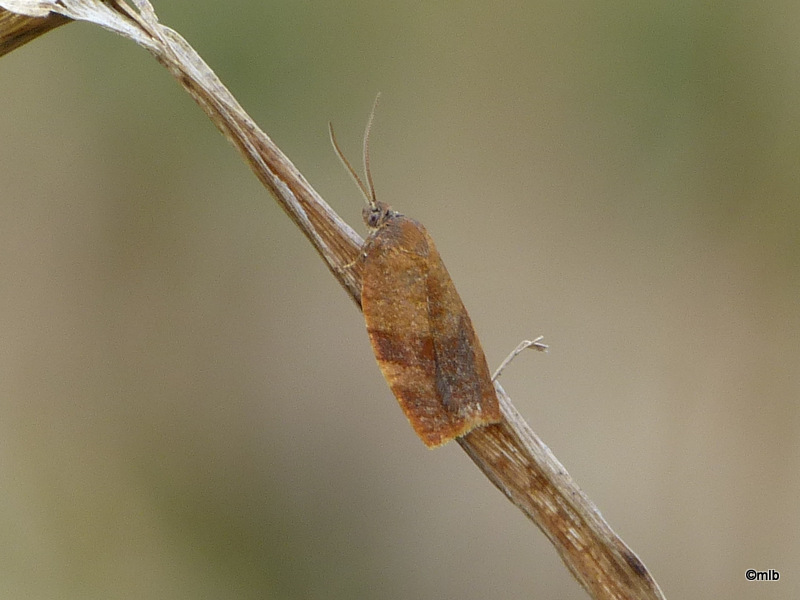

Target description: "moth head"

left=329, top=94, right=390, bottom=230
left=362, top=200, right=394, bottom=230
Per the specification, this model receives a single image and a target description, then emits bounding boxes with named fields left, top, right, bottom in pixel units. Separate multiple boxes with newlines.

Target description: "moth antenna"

left=362, top=92, right=381, bottom=206
left=329, top=121, right=371, bottom=204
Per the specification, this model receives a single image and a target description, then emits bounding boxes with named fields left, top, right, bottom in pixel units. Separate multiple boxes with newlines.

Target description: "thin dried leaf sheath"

left=361, top=211, right=501, bottom=447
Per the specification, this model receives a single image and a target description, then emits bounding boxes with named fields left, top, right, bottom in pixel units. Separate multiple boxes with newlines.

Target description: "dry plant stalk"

left=0, top=2, right=666, bottom=599
left=0, top=6, right=68, bottom=55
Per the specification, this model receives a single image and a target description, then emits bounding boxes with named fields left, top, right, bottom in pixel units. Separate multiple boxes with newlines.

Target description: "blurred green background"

left=2, top=2, right=799, bottom=599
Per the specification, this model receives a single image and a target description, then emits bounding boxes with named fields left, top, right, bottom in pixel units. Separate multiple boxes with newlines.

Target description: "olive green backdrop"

left=1, top=2, right=798, bottom=599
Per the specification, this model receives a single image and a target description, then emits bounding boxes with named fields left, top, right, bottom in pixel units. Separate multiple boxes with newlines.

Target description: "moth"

left=330, top=99, right=501, bottom=447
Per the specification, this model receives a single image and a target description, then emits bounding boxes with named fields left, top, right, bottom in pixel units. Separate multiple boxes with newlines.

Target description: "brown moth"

left=330, top=98, right=501, bottom=447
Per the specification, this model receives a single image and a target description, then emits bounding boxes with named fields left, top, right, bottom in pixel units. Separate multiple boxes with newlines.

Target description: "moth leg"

left=334, top=246, right=370, bottom=277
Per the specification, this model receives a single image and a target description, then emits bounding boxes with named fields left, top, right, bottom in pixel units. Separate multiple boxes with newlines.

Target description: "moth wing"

left=362, top=216, right=500, bottom=447
left=423, top=232, right=501, bottom=438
